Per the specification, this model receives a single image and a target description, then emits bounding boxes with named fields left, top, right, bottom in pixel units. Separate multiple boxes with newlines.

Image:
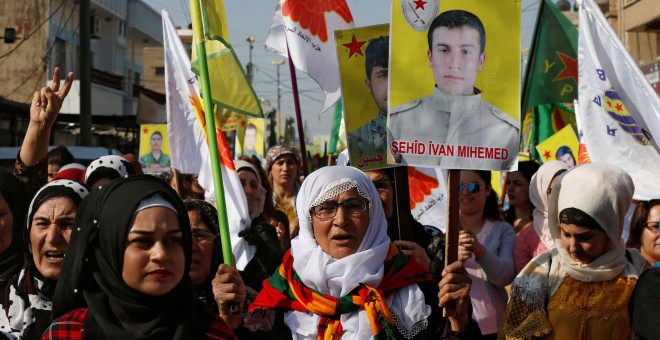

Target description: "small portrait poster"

left=235, top=118, right=265, bottom=165
left=139, top=124, right=171, bottom=174
left=387, top=0, right=521, bottom=171
left=336, top=24, right=391, bottom=170
left=536, top=125, right=579, bottom=167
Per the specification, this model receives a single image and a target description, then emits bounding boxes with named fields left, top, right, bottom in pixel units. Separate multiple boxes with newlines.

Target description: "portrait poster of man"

left=536, top=125, right=579, bottom=167
left=387, top=0, right=521, bottom=170
left=335, top=24, right=391, bottom=170
left=235, top=118, right=265, bottom=165
left=139, top=124, right=171, bottom=174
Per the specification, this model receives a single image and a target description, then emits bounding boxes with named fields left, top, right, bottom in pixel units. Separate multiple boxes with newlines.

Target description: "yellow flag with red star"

left=535, top=125, right=579, bottom=165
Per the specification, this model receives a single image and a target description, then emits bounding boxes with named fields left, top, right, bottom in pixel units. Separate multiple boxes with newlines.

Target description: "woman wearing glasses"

left=457, top=170, right=516, bottom=338
left=628, top=200, right=660, bottom=339
left=244, top=166, right=480, bottom=339
left=500, top=164, right=646, bottom=339
left=626, top=199, right=660, bottom=265
left=184, top=199, right=224, bottom=312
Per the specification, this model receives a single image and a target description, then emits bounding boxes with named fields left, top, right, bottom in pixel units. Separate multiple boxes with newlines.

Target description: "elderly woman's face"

left=30, top=196, right=76, bottom=280
left=311, top=188, right=369, bottom=259
left=122, top=207, right=185, bottom=296
left=559, top=223, right=609, bottom=264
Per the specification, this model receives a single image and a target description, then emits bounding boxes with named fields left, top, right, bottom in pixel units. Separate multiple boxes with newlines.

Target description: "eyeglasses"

left=192, top=230, right=217, bottom=245
left=459, top=181, right=481, bottom=194
left=311, top=198, right=368, bottom=221
left=644, top=221, right=659, bottom=234
left=372, top=180, right=393, bottom=193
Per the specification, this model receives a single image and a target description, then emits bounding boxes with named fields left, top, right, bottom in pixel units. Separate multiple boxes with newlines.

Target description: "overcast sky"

left=143, top=0, right=567, bottom=137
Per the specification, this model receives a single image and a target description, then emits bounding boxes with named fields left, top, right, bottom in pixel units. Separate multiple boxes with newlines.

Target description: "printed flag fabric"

left=190, top=0, right=263, bottom=118
left=522, top=0, right=578, bottom=112
left=578, top=0, right=660, bottom=200
left=535, top=125, right=579, bottom=165
left=522, top=103, right=576, bottom=162
left=163, top=10, right=254, bottom=269
left=265, top=0, right=355, bottom=114
left=409, top=167, right=447, bottom=233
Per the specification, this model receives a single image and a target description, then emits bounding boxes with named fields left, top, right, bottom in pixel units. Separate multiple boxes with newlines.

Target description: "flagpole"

left=190, top=0, right=234, bottom=267
left=286, top=48, right=309, bottom=176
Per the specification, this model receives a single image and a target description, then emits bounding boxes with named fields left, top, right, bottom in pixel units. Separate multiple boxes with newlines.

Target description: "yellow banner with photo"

left=389, top=0, right=520, bottom=118
left=139, top=124, right=171, bottom=174
left=235, top=118, right=265, bottom=165
left=336, top=24, right=392, bottom=170
left=535, top=125, right=579, bottom=165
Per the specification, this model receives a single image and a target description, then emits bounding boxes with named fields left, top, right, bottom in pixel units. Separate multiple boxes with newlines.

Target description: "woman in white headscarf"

left=245, top=166, right=479, bottom=339
left=499, top=163, right=646, bottom=339
left=513, top=160, right=570, bottom=274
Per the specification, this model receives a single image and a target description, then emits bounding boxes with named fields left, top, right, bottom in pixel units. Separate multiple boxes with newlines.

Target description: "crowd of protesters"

left=0, top=68, right=656, bottom=339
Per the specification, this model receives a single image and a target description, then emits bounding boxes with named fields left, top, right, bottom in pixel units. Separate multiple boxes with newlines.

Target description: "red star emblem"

left=413, top=0, right=427, bottom=9
left=553, top=52, right=578, bottom=83
left=606, top=100, right=612, bottom=108
left=543, top=150, right=551, bottom=160
left=615, top=103, right=623, bottom=111
left=343, top=34, right=366, bottom=58
left=143, top=127, right=149, bottom=134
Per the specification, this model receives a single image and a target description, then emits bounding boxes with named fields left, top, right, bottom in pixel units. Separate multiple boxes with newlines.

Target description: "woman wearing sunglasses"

left=457, top=170, right=516, bottom=338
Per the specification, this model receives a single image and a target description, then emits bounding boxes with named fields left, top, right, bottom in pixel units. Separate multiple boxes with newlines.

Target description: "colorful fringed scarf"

left=248, top=243, right=433, bottom=339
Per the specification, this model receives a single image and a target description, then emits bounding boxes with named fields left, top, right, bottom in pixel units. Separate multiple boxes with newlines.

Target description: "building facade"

left=0, top=0, right=163, bottom=150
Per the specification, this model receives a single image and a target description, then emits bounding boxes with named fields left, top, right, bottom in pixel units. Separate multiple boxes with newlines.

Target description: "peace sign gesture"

left=30, top=67, right=74, bottom=128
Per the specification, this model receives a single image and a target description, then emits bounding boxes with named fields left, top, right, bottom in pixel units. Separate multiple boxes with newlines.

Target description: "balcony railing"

left=91, top=0, right=127, bottom=19
left=127, top=0, right=163, bottom=44
left=92, top=68, right=123, bottom=91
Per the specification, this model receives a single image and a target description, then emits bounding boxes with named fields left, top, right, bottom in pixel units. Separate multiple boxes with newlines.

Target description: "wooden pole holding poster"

left=445, top=169, right=460, bottom=265
left=443, top=169, right=460, bottom=317
left=393, top=166, right=414, bottom=241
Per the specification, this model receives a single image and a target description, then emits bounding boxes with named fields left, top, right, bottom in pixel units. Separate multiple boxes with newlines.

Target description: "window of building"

left=155, top=67, right=165, bottom=75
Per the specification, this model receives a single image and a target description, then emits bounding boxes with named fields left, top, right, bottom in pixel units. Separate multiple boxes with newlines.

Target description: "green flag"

left=522, top=0, right=578, bottom=113
left=523, top=103, right=577, bottom=161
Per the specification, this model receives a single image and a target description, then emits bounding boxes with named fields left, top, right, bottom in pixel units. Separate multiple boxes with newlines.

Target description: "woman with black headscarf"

left=47, top=175, right=238, bottom=339
left=0, top=173, right=28, bottom=289
left=0, top=179, right=88, bottom=339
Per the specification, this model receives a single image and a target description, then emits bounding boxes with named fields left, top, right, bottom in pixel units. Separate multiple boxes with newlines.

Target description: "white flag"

left=265, top=0, right=354, bottom=114
left=578, top=0, right=660, bottom=200
left=163, top=10, right=254, bottom=270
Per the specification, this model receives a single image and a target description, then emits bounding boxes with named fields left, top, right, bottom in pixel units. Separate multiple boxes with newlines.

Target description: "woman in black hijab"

left=0, top=172, right=28, bottom=289
left=48, top=175, right=238, bottom=339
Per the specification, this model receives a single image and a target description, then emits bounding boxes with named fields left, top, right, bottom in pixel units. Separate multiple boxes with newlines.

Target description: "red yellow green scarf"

left=248, top=243, right=433, bottom=339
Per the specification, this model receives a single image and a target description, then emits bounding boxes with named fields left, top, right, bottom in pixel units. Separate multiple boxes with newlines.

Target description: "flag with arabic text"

left=266, top=0, right=355, bottom=114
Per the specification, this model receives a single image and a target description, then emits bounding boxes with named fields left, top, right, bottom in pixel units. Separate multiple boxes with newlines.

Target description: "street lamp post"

left=246, top=36, right=255, bottom=83
left=272, top=59, right=285, bottom=142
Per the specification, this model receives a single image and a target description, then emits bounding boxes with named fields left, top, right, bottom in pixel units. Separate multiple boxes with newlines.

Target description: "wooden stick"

left=393, top=166, right=414, bottom=241
left=443, top=169, right=460, bottom=317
